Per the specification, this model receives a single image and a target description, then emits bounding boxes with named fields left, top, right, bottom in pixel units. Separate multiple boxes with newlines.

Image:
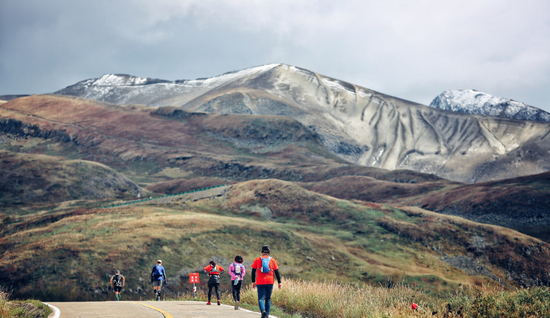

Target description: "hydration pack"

left=232, top=263, right=243, bottom=276
left=210, top=265, right=219, bottom=274
left=261, top=256, right=272, bottom=273
left=153, top=265, right=163, bottom=277
left=113, top=274, right=123, bottom=287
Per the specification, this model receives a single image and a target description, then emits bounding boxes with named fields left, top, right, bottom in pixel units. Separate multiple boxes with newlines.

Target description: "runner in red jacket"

left=251, top=246, right=282, bottom=318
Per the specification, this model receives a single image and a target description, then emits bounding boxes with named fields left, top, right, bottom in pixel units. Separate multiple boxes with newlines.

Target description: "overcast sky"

left=1, top=0, right=549, bottom=112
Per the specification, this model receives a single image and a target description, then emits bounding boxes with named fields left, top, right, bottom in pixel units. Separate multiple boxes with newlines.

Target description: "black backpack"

left=112, top=274, right=123, bottom=287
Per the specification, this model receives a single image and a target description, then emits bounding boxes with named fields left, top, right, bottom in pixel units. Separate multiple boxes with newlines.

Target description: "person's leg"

left=257, top=285, right=267, bottom=314
left=215, top=284, right=220, bottom=304
left=264, top=284, right=274, bottom=317
left=231, top=282, right=238, bottom=301
left=208, top=284, right=213, bottom=302
left=235, top=280, right=242, bottom=302
left=154, top=281, right=162, bottom=300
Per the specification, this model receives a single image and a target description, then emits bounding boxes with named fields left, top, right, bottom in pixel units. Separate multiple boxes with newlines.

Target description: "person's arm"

left=163, top=269, right=167, bottom=284
left=110, top=276, right=113, bottom=287
left=274, top=269, right=281, bottom=284
left=123, top=276, right=126, bottom=287
left=251, top=268, right=256, bottom=285
left=219, top=266, right=225, bottom=275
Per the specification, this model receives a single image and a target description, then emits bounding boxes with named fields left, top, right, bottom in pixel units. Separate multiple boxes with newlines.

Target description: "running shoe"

left=234, top=301, right=239, bottom=310
left=206, top=302, right=211, bottom=305
left=217, top=300, right=221, bottom=306
left=261, top=311, right=268, bottom=318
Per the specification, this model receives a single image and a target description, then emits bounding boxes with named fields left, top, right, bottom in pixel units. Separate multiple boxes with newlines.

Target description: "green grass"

left=0, top=290, right=52, bottom=318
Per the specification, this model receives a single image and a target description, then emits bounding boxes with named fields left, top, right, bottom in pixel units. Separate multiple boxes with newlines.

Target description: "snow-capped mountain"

left=52, top=64, right=550, bottom=183
left=430, top=89, right=550, bottom=122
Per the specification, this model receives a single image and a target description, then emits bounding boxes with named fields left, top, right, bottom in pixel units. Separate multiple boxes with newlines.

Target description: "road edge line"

left=218, top=302, right=279, bottom=317
left=129, top=302, right=174, bottom=318
left=43, top=302, right=60, bottom=318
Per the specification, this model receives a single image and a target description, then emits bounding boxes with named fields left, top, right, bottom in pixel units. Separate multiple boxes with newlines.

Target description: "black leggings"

left=208, top=282, right=220, bottom=301
left=232, top=280, right=242, bottom=301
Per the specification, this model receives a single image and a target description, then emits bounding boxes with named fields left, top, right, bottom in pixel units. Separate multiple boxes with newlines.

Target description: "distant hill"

left=0, top=95, right=30, bottom=102
left=0, top=150, right=144, bottom=208
left=53, top=64, right=550, bottom=183
left=299, top=171, right=550, bottom=241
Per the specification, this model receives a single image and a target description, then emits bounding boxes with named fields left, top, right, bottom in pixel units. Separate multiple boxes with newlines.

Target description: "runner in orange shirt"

left=203, top=261, right=225, bottom=305
left=251, top=246, right=282, bottom=318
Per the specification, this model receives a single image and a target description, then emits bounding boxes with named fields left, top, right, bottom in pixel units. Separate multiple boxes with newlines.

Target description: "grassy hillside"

left=1, top=180, right=548, bottom=301
left=300, top=173, right=550, bottom=242
left=0, top=150, right=146, bottom=213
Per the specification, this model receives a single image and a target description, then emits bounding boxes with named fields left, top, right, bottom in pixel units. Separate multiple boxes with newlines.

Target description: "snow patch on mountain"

left=54, top=64, right=280, bottom=106
left=429, top=89, right=550, bottom=122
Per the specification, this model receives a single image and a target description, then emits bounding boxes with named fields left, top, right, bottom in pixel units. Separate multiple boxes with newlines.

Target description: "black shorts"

left=114, top=286, right=122, bottom=292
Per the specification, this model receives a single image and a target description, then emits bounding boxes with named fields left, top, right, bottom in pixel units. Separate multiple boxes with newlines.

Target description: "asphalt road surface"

left=47, top=301, right=269, bottom=318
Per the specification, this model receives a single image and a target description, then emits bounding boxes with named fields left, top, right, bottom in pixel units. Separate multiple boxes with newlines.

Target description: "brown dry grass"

left=2, top=178, right=549, bottom=301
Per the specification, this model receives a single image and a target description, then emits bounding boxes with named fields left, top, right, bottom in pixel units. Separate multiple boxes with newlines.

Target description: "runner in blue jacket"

left=150, top=260, right=167, bottom=301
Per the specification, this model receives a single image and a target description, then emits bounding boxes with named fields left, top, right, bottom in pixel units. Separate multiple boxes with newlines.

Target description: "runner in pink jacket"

left=229, top=255, right=246, bottom=310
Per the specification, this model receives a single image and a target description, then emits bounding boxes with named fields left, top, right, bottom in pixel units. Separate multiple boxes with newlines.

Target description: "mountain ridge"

left=53, top=64, right=550, bottom=184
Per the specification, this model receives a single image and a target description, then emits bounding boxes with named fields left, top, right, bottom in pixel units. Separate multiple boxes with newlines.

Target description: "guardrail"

left=101, top=184, right=228, bottom=209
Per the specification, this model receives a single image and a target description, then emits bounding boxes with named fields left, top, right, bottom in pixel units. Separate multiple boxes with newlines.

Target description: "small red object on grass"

left=411, top=302, right=418, bottom=310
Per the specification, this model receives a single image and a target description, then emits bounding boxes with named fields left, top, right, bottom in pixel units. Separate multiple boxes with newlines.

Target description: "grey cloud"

left=1, top=0, right=549, bottom=112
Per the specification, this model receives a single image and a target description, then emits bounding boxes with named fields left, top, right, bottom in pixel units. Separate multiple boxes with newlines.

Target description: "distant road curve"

left=47, top=300, right=274, bottom=317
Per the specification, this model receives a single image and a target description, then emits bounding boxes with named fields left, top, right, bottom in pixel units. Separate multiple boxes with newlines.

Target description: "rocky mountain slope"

left=430, top=89, right=550, bottom=122
left=54, top=64, right=550, bottom=183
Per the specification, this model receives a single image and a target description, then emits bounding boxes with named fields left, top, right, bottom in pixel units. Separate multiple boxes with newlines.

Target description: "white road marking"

left=43, top=302, right=60, bottom=318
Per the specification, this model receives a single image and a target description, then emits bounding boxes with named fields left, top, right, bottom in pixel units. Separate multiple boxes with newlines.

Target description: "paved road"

left=48, top=301, right=266, bottom=318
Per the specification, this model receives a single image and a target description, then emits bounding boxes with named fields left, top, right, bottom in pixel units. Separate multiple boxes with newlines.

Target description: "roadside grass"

left=0, top=289, right=51, bottom=318
left=172, top=279, right=550, bottom=318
